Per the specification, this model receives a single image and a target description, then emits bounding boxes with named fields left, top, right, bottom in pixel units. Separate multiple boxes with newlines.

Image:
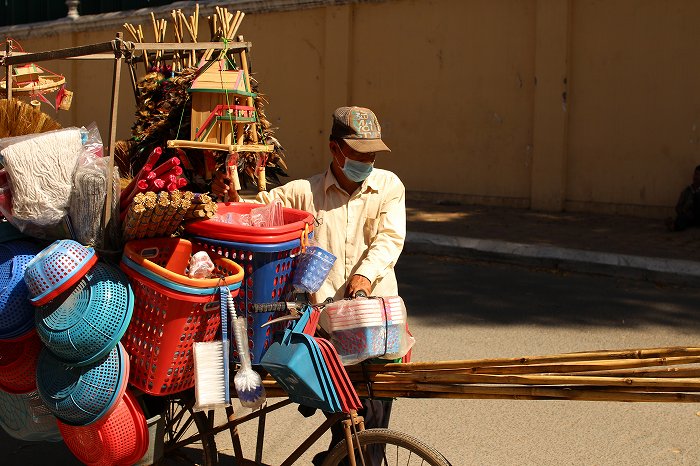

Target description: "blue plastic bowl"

left=36, top=342, right=129, bottom=426
left=0, top=240, right=41, bottom=340
left=35, top=262, right=133, bottom=366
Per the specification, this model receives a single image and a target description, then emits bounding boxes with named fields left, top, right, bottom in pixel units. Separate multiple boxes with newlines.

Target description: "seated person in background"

left=667, top=165, right=700, bottom=231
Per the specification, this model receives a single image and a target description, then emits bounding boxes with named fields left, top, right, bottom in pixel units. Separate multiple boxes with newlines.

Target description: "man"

left=667, top=165, right=700, bottom=231
left=214, top=106, right=405, bottom=464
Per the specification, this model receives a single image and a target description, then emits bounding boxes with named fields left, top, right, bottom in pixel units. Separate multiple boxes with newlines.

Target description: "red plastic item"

left=121, top=265, right=235, bottom=395
left=0, top=330, right=42, bottom=394
left=183, top=202, right=314, bottom=244
left=29, top=254, right=98, bottom=307
left=58, top=389, right=148, bottom=466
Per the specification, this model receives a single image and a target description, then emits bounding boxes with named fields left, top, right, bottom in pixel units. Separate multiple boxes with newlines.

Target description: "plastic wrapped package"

left=68, top=123, right=108, bottom=247
left=291, top=244, right=336, bottom=293
left=319, top=296, right=415, bottom=365
left=0, top=127, right=83, bottom=238
left=187, top=250, right=215, bottom=279
left=250, top=198, right=284, bottom=227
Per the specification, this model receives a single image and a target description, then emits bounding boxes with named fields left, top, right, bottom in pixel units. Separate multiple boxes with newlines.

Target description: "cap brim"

left=343, top=138, right=391, bottom=153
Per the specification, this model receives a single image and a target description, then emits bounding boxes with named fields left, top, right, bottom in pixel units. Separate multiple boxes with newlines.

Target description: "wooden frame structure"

left=1, top=35, right=247, bottom=248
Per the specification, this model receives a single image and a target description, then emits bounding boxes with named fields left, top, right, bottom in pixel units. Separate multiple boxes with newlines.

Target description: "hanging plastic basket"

left=34, top=262, right=133, bottom=366
left=0, top=330, right=42, bottom=394
left=0, top=389, right=62, bottom=442
left=58, top=389, right=149, bottom=466
left=36, top=342, right=129, bottom=426
left=0, top=240, right=41, bottom=340
left=24, top=239, right=97, bottom=306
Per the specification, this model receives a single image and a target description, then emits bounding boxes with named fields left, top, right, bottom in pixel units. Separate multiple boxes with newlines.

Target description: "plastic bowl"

left=58, top=389, right=149, bottom=466
left=183, top=202, right=314, bottom=243
left=0, top=330, right=42, bottom=393
left=24, top=239, right=97, bottom=306
left=0, top=390, right=62, bottom=442
left=0, top=240, right=41, bottom=340
left=36, top=342, right=130, bottom=426
left=35, top=262, right=133, bottom=366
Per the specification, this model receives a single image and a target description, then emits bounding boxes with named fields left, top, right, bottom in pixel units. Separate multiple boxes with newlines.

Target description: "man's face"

left=334, top=142, right=376, bottom=166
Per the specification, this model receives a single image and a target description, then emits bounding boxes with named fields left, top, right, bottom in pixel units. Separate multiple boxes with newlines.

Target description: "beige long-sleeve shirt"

left=256, top=166, right=406, bottom=303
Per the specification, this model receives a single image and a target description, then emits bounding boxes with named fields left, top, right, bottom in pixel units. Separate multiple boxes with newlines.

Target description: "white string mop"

left=0, top=128, right=82, bottom=227
left=69, top=165, right=106, bottom=246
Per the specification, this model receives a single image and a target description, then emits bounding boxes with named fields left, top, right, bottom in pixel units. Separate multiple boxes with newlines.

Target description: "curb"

left=405, top=232, right=700, bottom=287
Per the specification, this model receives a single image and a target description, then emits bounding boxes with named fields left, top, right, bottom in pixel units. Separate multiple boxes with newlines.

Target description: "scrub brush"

left=229, top=291, right=266, bottom=409
left=192, top=287, right=231, bottom=410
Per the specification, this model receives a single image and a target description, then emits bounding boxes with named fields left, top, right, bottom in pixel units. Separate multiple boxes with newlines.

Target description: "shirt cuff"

left=354, top=264, right=378, bottom=284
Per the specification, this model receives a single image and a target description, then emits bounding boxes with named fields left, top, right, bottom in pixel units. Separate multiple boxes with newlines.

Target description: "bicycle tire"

left=322, top=428, right=452, bottom=466
left=155, top=394, right=219, bottom=466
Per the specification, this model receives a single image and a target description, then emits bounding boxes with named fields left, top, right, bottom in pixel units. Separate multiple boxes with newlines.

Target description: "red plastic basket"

left=121, top=265, right=241, bottom=395
left=58, top=388, right=148, bottom=466
left=0, top=330, right=42, bottom=394
left=183, top=202, right=314, bottom=243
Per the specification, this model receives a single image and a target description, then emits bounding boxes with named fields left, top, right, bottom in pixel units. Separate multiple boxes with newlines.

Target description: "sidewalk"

left=404, top=199, right=700, bottom=286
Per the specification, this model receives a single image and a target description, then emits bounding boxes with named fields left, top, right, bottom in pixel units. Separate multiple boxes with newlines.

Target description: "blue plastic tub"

left=0, top=240, right=41, bottom=340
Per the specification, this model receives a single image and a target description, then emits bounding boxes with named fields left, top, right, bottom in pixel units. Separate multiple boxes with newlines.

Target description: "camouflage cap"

left=330, top=106, right=391, bottom=153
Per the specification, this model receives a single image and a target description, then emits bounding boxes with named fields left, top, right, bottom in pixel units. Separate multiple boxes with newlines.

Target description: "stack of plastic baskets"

left=184, top=202, right=314, bottom=364
left=0, top=240, right=42, bottom=341
left=58, top=388, right=149, bottom=466
left=120, top=237, right=244, bottom=395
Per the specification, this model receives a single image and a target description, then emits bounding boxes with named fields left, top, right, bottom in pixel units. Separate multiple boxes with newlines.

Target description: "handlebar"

left=250, top=302, right=295, bottom=313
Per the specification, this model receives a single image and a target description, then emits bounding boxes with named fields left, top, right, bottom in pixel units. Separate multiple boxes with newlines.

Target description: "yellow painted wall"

left=2, top=0, right=698, bottom=218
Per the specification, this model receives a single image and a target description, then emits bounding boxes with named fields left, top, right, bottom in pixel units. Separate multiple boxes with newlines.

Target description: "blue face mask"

left=339, top=148, right=374, bottom=182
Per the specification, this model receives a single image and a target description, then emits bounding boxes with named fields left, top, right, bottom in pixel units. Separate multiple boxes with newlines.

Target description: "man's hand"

left=211, top=170, right=231, bottom=200
left=345, top=274, right=371, bottom=298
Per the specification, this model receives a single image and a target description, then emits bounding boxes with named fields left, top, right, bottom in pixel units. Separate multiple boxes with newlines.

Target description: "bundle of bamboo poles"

left=261, top=346, right=700, bottom=403
left=122, top=189, right=216, bottom=241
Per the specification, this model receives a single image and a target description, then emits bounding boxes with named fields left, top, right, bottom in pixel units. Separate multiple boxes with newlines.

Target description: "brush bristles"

left=193, top=341, right=229, bottom=410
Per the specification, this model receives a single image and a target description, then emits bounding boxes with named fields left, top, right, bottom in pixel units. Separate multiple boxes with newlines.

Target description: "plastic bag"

left=319, top=296, right=415, bottom=365
left=291, top=241, right=336, bottom=293
left=0, top=127, right=83, bottom=239
left=68, top=123, right=110, bottom=247
left=187, top=251, right=215, bottom=279
left=250, top=199, right=284, bottom=227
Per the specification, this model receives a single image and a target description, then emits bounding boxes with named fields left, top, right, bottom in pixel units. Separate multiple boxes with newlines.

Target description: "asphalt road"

left=5, top=252, right=700, bottom=465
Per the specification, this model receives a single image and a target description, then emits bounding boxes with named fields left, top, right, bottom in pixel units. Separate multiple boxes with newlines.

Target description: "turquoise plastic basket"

left=36, top=342, right=130, bottom=427
left=0, top=240, right=41, bottom=340
left=0, top=390, right=62, bottom=442
left=35, top=262, right=134, bottom=366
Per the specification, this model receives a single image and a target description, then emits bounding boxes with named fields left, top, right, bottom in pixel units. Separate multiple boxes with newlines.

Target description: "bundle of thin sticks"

left=262, top=346, right=700, bottom=403
left=119, top=147, right=188, bottom=220
left=122, top=189, right=215, bottom=241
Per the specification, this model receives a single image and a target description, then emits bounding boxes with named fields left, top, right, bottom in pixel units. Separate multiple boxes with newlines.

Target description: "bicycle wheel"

left=154, top=392, right=219, bottom=465
left=322, top=428, right=452, bottom=466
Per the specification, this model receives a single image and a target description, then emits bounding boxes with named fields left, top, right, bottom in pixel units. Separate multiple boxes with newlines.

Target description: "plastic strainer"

left=58, top=389, right=149, bottom=466
left=0, top=389, right=62, bottom=442
left=24, top=239, right=97, bottom=306
left=36, top=342, right=130, bottom=426
left=35, top=262, right=134, bottom=366
left=0, top=330, right=42, bottom=393
left=0, top=240, right=41, bottom=340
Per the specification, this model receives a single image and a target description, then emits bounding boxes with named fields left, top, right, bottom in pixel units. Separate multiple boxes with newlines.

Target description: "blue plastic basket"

left=191, top=236, right=306, bottom=364
left=0, top=240, right=41, bottom=340
left=35, top=262, right=134, bottom=366
left=0, top=389, right=62, bottom=442
left=291, top=246, right=336, bottom=293
left=36, top=342, right=129, bottom=426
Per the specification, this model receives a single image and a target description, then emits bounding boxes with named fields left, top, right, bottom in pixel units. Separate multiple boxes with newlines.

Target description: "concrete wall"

left=2, top=0, right=698, bottom=218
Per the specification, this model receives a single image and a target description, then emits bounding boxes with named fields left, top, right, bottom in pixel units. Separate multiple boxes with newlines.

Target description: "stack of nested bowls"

left=0, top=239, right=61, bottom=442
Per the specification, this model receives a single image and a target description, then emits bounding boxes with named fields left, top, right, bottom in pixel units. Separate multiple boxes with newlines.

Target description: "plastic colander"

left=0, top=390, right=62, bottom=442
left=0, top=240, right=41, bottom=340
left=35, top=262, right=134, bottom=366
left=0, top=330, right=42, bottom=393
left=58, top=389, right=149, bottom=466
left=36, top=342, right=130, bottom=426
left=24, top=239, right=97, bottom=306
